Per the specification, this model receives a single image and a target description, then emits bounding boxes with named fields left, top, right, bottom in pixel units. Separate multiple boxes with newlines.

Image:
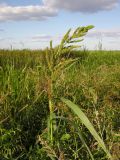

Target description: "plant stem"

left=48, top=77, right=54, bottom=144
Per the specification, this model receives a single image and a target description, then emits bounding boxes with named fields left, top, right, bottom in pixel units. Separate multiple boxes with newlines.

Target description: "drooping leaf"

left=61, top=98, right=112, bottom=159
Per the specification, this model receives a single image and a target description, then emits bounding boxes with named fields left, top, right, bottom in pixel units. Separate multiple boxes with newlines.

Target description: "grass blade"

left=61, top=98, right=112, bottom=159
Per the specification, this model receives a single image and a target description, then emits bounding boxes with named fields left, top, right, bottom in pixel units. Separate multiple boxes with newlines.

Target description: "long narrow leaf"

left=61, top=98, right=112, bottom=159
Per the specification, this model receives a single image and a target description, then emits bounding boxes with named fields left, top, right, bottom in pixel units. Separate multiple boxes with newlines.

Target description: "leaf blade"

left=61, top=98, right=112, bottom=159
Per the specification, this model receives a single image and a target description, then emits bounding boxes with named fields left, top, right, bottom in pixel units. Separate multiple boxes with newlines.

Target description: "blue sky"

left=0, top=0, right=120, bottom=50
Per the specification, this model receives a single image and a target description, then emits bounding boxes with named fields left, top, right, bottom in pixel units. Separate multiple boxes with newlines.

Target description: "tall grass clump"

left=43, top=25, right=94, bottom=143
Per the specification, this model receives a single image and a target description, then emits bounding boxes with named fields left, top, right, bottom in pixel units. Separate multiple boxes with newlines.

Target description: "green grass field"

left=0, top=49, right=120, bottom=160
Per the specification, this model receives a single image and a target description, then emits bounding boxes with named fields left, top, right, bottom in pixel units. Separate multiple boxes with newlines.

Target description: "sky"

left=0, top=0, right=120, bottom=50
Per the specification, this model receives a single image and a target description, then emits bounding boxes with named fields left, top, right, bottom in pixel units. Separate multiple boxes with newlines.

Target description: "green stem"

left=49, top=99, right=53, bottom=143
left=48, top=77, right=54, bottom=144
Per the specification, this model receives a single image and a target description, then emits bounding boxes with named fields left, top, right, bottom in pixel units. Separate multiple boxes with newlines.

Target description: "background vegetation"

left=0, top=47, right=120, bottom=159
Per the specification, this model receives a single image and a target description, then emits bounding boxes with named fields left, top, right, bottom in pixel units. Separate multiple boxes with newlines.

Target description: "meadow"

left=0, top=26, right=120, bottom=160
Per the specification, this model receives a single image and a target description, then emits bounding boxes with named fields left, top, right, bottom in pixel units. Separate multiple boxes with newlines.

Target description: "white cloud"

left=0, top=0, right=119, bottom=21
left=87, top=29, right=120, bottom=38
left=31, top=34, right=62, bottom=42
left=43, top=0, right=119, bottom=13
left=0, top=38, right=5, bottom=41
left=0, top=3, right=58, bottom=21
left=0, top=29, right=4, bottom=32
left=32, top=34, right=54, bottom=41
